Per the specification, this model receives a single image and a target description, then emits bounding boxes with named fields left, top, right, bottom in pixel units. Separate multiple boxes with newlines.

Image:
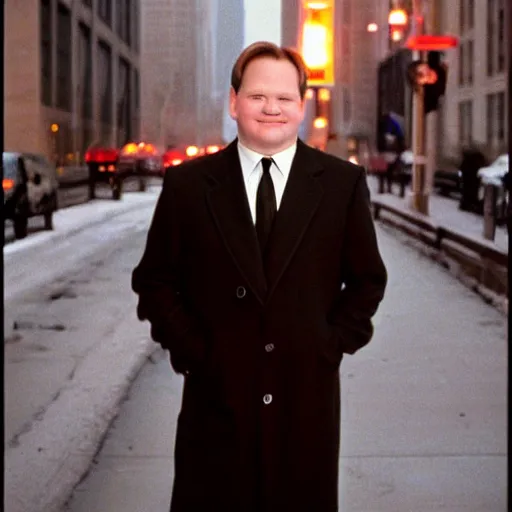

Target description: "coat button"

left=236, top=286, right=246, bottom=299
left=265, top=343, right=274, bottom=352
left=263, top=394, right=273, bottom=405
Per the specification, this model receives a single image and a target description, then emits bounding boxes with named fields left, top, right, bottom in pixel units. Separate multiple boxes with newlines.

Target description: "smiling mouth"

left=258, top=120, right=286, bottom=125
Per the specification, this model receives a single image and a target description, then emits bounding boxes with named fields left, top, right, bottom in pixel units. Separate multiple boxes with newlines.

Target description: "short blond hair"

left=231, top=41, right=309, bottom=99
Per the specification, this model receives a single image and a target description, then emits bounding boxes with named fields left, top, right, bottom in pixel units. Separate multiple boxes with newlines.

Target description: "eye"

left=250, top=94, right=264, bottom=100
left=279, top=97, right=292, bottom=102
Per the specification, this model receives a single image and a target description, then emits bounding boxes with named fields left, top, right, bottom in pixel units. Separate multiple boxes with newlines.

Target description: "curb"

left=4, top=306, right=158, bottom=512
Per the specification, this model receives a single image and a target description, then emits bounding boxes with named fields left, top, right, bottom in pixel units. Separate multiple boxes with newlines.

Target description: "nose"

left=262, top=98, right=280, bottom=115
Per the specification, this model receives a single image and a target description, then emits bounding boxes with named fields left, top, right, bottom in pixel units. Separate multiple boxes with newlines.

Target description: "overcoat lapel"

left=206, top=141, right=267, bottom=304
left=264, top=141, right=324, bottom=301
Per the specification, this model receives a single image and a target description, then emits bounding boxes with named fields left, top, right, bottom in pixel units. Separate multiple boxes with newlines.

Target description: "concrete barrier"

left=372, top=197, right=508, bottom=301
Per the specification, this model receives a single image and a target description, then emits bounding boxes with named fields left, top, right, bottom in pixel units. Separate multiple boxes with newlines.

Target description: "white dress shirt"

left=237, top=141, right=297, bottom=224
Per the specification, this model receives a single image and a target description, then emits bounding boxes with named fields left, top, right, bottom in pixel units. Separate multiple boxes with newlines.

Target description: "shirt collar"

left=237, top=140, right=297, bottom=180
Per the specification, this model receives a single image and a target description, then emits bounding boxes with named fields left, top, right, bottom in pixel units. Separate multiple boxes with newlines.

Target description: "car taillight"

left=3, top=178, right=14, bottom=191
left=206, top=145, right=220, bottom=154
left=86, top=148, right=119, bottom=162
left=107, top=165, right=116, bottom=172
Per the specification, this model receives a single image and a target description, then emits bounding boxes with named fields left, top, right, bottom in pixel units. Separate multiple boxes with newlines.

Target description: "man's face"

left=229, top=57, right=305, bottom=155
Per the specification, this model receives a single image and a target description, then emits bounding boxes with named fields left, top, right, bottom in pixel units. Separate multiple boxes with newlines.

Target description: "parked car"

left=85, top=147, right=122, bottom=200
left=3, top=152, right=59, bottom=239
left=117, top=142, right=164, bottom=184
left=162, top=148, right=186, bottom=172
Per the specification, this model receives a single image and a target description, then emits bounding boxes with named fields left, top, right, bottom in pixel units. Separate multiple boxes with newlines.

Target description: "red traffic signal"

left=407, top=61, right=438, bottom=86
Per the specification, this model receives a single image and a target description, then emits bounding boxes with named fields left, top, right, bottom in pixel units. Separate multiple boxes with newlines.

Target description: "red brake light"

left=85, top=148, right=119, bottom=163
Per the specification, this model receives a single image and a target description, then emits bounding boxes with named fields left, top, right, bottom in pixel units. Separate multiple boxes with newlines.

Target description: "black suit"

left=132, top=139, right=387, bottom=511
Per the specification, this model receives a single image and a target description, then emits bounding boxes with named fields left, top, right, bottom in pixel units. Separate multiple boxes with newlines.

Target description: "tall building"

left=374, top=0, right=508, bottom=169
left=440, top=0, right=508, bottom=161
left=140, top=0, right=245, bottom=149
left=4, top=0, right=141, bottom=164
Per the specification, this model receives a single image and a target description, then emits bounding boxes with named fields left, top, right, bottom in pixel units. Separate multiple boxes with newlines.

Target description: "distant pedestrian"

left=132, top=41, right=387, bottom=511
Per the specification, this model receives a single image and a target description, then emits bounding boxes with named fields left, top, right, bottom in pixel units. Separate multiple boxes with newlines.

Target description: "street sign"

left=406, top=35, right=458, bottom=50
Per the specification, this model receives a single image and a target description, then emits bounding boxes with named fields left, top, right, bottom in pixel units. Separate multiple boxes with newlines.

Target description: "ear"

left=228, top=87, right=238, bottom=120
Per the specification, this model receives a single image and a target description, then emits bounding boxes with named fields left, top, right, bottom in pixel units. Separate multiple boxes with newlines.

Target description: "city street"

left=58, top=212, right=506, bottom=512
left=4, top=0, right=509, bottom=509
left=4, top=189, right=161, bottom=512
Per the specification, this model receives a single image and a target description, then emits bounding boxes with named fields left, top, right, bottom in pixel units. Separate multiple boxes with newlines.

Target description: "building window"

left=487, top=92, right=506, bottom=148
left=40, top=0, right=52, bottom=106
left=56, top=2, right=72, bottom=111
left=486, top=93, right=495, bottom=145
left=117, top=58, right=130, bottom=144
left=117, top=0, right=131, bottom=45
left=133, top=0, right=139, bottom=52
left=467, top=40, right=473, bottom=85
left=468, top=0, right=474, bottom=29
left=98, top=0, right=112, bottom=27
left=460, top=0, right=475, bottom=33
left=487, top=0, right=506, bottom=76
left=496, top=91, right=505, bottom=143
left=487, top=0, right=495, bottom=76
left=459, top=100, right=472, bottom=146
left=133, top=69, right=140, bottom=112
left=458, top=43, right=465, bottom=85
left=460, top=0, right=466, bottom=33
left=79, top=23, right=92, bottom=120
left=342, top=87, right=351, bottom=124
left=98, top=40, right=112, bottom=125
left=497, top=0, right=505, bottom=72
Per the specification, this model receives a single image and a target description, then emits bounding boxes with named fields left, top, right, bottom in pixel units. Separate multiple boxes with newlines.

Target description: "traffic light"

left=424, top=51, right=447, bottom=114
left=406, top=51, right=447, bottom=114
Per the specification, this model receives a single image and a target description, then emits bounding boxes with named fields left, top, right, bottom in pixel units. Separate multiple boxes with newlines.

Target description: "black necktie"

left=256, top=157, right=276, bottom=255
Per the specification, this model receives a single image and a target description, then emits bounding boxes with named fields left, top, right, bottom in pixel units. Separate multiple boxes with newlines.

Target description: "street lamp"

left=388, top=7, right=409, bottom=44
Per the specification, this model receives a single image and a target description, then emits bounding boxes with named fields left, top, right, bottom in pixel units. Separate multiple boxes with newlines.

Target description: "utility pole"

left=409, top=0, right=428, bottom=214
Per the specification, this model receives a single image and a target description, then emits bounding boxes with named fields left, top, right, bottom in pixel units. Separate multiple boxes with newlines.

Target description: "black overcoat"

left=132, top=139, right=387, bottom=512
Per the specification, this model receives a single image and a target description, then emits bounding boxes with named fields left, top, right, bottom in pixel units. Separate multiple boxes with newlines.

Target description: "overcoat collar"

left=206, top=139, right=324, bottom=305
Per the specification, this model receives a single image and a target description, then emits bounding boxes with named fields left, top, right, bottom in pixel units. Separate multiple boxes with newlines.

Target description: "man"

left=132, top=41, right=387, bottom=512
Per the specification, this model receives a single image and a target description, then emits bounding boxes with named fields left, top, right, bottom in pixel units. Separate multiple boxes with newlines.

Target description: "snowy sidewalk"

left=366, top=175, right=508, bottom=255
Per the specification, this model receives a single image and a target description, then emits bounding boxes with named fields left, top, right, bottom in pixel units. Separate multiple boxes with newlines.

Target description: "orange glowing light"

left=186, top=145, right=199, bottom=157
left=302, top=21, right=329, bottom=69
left=367, top=23, right=378, bottom=32
left=3, top=178, right=15, bottom=191
left=318, top=88, right=331, bottom=101
left=121, top=143, right=139, bottom=155
left=206, top=145, right=221, bottom=154
left=388, top=8, right=408, bottom=26
left=305, top=1, right=329, bottom=9
left=313, top=116, right=328, bottom=129
left=391, top=29, right=404, bottom=42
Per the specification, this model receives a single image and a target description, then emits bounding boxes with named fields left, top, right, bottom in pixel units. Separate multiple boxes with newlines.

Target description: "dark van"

left=3, top=152, right=59, bottom=239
